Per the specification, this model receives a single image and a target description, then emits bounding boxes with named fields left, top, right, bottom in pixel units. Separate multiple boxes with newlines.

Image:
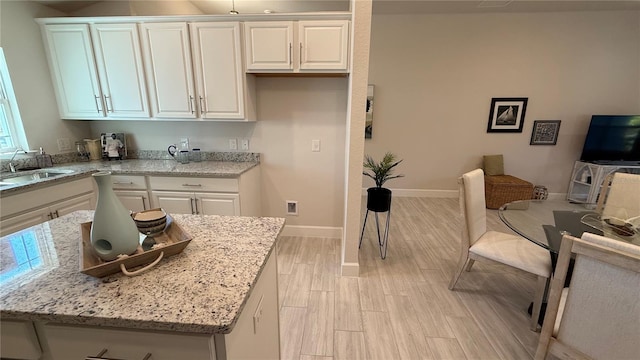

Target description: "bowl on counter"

left=132, top=208, right=168, bottom=236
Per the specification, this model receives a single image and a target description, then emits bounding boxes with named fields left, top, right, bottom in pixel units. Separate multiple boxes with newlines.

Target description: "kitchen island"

left=0, top=210, right=284, bottom=360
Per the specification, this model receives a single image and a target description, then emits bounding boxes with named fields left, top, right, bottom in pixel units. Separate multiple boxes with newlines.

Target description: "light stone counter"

left=0, top=159, right=258, bottom=196
left=0, top=210, right=284, bottom=334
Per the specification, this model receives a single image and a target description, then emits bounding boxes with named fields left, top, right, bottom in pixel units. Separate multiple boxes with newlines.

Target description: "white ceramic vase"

left=90, top=171, right=139, bottom=261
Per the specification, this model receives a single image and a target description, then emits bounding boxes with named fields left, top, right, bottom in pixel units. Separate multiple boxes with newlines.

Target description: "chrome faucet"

left=8, top=148, right=27, bottom=172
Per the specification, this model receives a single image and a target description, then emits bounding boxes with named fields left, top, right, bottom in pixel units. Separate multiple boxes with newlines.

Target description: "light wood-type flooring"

left=277, top=197, right=542, bottom=360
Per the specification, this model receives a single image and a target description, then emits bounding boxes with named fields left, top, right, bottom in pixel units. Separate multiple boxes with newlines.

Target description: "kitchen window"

left=0, top=47, right=28, bottom=153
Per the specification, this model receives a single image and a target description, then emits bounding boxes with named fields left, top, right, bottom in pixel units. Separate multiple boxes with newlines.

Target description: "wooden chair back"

left=534, top=233, right=640, bottom=360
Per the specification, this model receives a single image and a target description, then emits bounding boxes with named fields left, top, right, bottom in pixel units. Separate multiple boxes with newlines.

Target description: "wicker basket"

left=484, top=175, right=533, bottom=209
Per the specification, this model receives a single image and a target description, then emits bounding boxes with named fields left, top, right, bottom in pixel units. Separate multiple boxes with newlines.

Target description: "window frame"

left=0, top=47, right=29, bottom=155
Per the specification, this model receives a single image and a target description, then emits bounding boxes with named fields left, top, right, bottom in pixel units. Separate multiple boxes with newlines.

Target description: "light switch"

left=241, top=139, right=249, bottom=150
left=311, top=139, right=320, bottom=152
left=229, top=139, right=237, bottom=150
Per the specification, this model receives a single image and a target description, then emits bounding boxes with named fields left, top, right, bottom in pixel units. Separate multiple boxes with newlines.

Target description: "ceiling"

left=31, top=0, right=640, bottom=16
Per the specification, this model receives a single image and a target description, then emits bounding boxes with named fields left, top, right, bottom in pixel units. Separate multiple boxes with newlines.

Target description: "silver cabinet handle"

left=190, top=197, right=196, bottom=215
left=142, top=196, right=148, bottom=210
left=299, top=43, right=303, bottom=66
left=94, top=95, right=103, bottom=113
left=289, top=43, right=292, bottom=66
left=54, top=210, right=59, bottom=218
left=193, top=198, right=200, bottom=215
left=104, top=95, right=113, bottom=113
left=113, top=181, right=134, bottom=185
left=47, top=213, right=53, bottom=220
left=86, top=348, right=152, bottom=360
left=189, top=95, right=195, bottom=114
left=199, top=96, right=206, bottom=116
left=182, top=183, right=202, bottom=187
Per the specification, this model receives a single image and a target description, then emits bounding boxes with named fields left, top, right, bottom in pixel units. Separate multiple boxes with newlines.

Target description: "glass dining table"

left=499, top=199, right=640, bottom=253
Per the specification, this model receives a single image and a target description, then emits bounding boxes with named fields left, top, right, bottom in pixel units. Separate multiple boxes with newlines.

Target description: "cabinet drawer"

left=41, top=324, right=215, bottom=360
left=0, top=320, right=41, bottom=360
left=149, top=176, right=238, bottom=192
left=0, top=177, right=94, bottom=218
left=111, top=175, right=147, bottom=190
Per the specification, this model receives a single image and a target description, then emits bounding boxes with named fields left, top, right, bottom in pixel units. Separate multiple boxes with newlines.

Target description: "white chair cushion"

left=470, top=230, right=552, bottom=277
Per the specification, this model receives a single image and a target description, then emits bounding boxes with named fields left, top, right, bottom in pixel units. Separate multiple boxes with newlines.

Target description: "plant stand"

left=359, top=187, right=392, bottom=259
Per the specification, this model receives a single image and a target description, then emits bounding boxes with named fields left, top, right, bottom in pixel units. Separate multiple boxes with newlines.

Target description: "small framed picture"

left=487, top=97, right=528, bottom=133
left=530, top=120, right=561, bottom=145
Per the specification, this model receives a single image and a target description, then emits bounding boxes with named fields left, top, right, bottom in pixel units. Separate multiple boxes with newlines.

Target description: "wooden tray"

left=80, top=217, right=192, bottom=278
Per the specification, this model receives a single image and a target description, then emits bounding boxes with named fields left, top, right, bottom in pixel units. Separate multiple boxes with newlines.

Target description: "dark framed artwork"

left=365, top=85, right=374, bottom=139
left=487, top=97, right=528, bottom=133
left=530, top=120, right=561, bottom=145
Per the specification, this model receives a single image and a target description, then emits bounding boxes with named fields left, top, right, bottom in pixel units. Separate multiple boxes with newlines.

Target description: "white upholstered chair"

left=534, top=232, right=640, bottom=360
left=596, top=172, right=640, bottom=221
left=449, top=169, right=552, bottom=331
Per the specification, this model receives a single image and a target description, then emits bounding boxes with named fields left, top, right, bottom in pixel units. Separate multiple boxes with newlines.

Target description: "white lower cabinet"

left=0, top=320, right=42, bottom=360
left=152, top=190, right=240, bottom=216
left=148, top=167, right=261, bottom=216
left=39, top=324, right=216, bottom=360
left=111, top=175, right=150, bottom=212
left=0, top=178, right=95, bottom=236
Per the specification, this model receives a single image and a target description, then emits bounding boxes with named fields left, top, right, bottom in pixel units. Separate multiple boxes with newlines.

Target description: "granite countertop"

left=0, top=211, right=284, bottom=334
left=0, top=159, right=259, bottom=196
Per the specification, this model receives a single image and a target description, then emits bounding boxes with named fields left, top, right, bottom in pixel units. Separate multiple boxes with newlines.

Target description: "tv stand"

left=567, top=161, right=640, bottom=203
left=589, top=160, right=640, bottom=166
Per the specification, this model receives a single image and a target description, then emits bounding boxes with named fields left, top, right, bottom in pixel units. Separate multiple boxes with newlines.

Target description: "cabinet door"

left=244, top=22, right=293, bottom=71
left=41, top=324, right=215, bottom=360
left=115, top=190, right=149, bottom=213
left=0, top=320, right=41, bottom=360
left=151, top=191, right=194, bottom=214
left=196, top=192, right=239, bottom=216
left=298, top=20, right=349, bottom=71
left=51, top=193, right=95, bottom=218
left=190, top=22, right=245, bottom=119
left=140, top=22, right=196, bottom=119
left=43, top=24, right=104, bottom=119
left=0, top=207, right=51, bottom=237
left=90, top=23, right=150, bottom=118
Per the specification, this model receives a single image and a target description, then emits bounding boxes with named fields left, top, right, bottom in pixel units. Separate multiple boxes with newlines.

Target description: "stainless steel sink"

left=0, top=169, right=76, bottom=188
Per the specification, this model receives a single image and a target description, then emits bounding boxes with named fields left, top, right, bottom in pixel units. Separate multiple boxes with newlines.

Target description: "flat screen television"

left=580, top=115, right=640, bottom=164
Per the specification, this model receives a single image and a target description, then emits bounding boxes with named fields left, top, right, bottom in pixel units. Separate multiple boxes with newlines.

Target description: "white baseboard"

left=362, top=188, right=567, bottom=200
left=281, top=225, right=343, bottom=239
left=341, top=262, right=359, bottom=276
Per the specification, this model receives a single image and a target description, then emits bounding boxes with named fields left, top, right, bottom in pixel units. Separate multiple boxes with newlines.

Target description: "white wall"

left=0, top=1, right=91, bottom=154
left=367, top=11, right=640, bottom=194
left=90, top=77, right=348, bottom=227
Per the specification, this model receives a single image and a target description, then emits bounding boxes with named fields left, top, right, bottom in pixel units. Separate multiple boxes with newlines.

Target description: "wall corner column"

left=341, top=0, right=372, bottom=276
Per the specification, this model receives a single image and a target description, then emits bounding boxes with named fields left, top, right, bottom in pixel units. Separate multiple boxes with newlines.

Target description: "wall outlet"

left=179, top=137, right=190, bottom=150
left=56, top=138, right=71, bottom=152
left=286, top=200, right=298, bottom=215
left=311, top=139, right=320, bottom=152
left=229, top=138, right=238, bottom=150
left=241, top=139, right=249, bottom=151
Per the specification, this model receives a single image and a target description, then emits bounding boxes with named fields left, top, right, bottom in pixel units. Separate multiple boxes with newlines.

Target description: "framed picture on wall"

left=365, top=85, right=374, bottom=139
left=486, top=97, right=528, bottom=133
left=530, top=120, right=561, bottom=145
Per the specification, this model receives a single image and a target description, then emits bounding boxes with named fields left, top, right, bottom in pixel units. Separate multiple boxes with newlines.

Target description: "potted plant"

left=363, top=152, right=404, bottom=212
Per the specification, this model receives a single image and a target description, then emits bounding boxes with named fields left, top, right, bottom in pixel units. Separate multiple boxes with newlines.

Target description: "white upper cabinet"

left=140, top=21, right=251, bottom=121
left=244, top=20, right=349, bottom=73
left=244, top=21, right=294, bottom=71
left=43, top=24, right=103, bottom=119
left=298, top=20, right=349, bottom=71
left=190, top=22, right=245, bottom=119
left=139, top=22, right=196, bottom=119
left=43, top=23, right=149, bottom=119
left=90, top=23, right=150, bottom=118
